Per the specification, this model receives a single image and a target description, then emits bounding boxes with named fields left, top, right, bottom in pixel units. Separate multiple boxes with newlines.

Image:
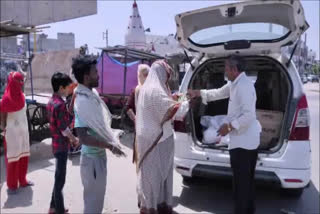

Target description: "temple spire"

left=124, top=0, right=147, bottom=50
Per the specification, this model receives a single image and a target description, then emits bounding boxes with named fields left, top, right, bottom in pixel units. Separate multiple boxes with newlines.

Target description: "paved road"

left=0, top=83, right=319, bottom=214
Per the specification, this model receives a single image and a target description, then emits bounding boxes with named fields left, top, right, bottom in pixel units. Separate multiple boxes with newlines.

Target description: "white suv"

left=173, top=0, right=311, bottom=197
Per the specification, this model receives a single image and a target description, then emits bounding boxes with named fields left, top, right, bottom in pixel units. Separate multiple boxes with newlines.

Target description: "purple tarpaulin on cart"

left=97, top=53, right=139, bottom=95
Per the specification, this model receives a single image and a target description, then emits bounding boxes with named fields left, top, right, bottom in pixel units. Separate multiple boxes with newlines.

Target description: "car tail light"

left=174, top=120, right=188, bottom=133
left=289, top=95, right=310, bottom=141
left=284, top=179, right=303, bottom=183
left=176, top=166, right=190, bottom=171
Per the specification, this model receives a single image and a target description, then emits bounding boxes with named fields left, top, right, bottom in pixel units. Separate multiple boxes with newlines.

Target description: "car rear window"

left=189, top=23, right=289, bottom=46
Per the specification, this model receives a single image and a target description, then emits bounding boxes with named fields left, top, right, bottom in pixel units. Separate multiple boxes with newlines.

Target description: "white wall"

left=1, top=0, right=97, bottom=27
left=0, top=37, right=17, bottom=53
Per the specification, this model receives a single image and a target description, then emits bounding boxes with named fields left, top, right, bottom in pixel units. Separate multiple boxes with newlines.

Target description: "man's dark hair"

left=226, top=55, right=246, bottom=72
left=72, top=55, right=97, bottom=84
left=51, top=72, right=72, bottom=92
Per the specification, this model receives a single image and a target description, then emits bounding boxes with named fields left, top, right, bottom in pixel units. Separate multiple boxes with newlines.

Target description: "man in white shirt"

left=188, top=55, right=261, bottom=214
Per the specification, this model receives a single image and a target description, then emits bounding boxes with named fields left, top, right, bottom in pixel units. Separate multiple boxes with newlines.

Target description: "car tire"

left=281, top=187, right=304, bottom=198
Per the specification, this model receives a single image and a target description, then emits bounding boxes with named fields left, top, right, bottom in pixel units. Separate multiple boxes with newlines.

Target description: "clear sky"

left=42, top=0, right=320, bottom=59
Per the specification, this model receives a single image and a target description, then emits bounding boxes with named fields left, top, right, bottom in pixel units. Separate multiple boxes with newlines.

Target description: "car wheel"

left=281, top=187, right=304, bottom=198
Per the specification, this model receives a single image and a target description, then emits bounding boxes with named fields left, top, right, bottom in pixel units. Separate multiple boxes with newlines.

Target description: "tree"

left=311, top=64, right=320, bottom=75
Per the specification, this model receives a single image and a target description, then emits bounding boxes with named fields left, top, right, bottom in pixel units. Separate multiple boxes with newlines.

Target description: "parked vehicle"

left=301, top=75, right=308, bottom=84
left=310, top=74, right=319, bottom=82
left=174, top=0, right=310, bottom=197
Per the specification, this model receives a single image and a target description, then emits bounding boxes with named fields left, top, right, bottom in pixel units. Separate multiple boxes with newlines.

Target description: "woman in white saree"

left=135, top=60, right=189, bottom=214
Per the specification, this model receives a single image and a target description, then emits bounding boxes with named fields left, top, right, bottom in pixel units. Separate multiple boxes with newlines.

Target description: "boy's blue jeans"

left=50, top=152, right=68, bottom=214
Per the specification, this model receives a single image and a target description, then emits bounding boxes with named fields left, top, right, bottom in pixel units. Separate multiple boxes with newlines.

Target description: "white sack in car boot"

left=201, top=115, right=230, bottom=144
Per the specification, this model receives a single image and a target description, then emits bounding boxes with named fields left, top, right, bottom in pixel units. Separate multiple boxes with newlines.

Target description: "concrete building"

left=22, top=32, right=75, bottom=53
left=123, top=1, right=185, bottom=57
left=307, top=49, right=317, bottom=65
left=58, top=33, right=75, bottom=50
left=145, top=34, right=192, bottom=89
left=24, top=49, right=80, bottom=94
left=145, top=34, right=184, bottom=57
left=124, top=0, right=147, bottom=50
left=0, top=37, right=18, bottom=54
left=1, top=1, right=97, bottom=27
left=122, top=1, right=190, bottom=89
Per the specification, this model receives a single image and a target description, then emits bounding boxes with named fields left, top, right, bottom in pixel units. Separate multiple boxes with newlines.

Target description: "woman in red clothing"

left=0, top=71, right=33, bottom=195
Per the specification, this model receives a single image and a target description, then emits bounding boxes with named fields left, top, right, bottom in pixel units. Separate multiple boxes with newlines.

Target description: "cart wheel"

left=30, top=106, right=50, bottom=141
left=31, top=106, right=48, bottom=126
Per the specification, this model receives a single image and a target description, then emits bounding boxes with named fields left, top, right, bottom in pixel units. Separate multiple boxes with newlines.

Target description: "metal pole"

left=27, top=33, right=34, bottom=100
left=33, top=27, right=36, bottom=52
left=123, top=49, right=127, bottom=96
left=304, top=33, right=308, bottom=69
left=101, top=51, right=104, bottom=94
left=298, top=36, right=302, bottom=74
left=103, top=29, right=108, bottom=48
left=106, top=29, right=108, bottom=48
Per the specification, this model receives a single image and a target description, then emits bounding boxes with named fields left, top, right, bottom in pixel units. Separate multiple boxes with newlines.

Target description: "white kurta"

left=200, top=72, right=262, bottom=150
left=5, top=105, right=30, bottom=163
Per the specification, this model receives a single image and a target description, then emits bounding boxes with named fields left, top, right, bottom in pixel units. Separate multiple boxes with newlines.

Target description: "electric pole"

left=103, top=29, right=108, bottom=48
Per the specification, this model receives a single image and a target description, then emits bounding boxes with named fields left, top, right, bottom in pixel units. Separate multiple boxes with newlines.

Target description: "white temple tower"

left=124, top=0, right=147, bottom=50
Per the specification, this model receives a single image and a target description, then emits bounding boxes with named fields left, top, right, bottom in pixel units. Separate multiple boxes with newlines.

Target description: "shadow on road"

left=0, top=139, right=54, bottom=187
left=120, top=132, right=134, bottom=150
left=69, top=154, right=80, bottom=166
left=2, top=186, right=33, bottom=209
left=27, top=139, right=54, bottom=172
left=174, top=177, right=319, bottom=214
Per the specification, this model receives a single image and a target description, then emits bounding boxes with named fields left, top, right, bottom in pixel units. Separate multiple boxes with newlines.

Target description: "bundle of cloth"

left=74, top=84, right=124, bottom=150
left=200, top=115, right=230, bottom=145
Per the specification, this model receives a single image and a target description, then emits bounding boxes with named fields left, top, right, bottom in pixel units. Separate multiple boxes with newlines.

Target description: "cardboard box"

left=256, top=109, right=284, bottom=149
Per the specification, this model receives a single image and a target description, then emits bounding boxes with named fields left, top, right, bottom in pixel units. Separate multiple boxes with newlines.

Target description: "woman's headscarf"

left=135, top=60, right=177, bottom=157
left=137, top=64, right=150, bottom=86
left=141, top=60, right=173, bottom=96
left=135, top=64, right=150, bottom=108
left=0, top=72, right=25, bottom=113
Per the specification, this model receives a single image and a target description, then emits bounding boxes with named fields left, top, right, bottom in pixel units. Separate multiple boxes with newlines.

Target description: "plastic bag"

left=201, top=115, right=230, bottom=144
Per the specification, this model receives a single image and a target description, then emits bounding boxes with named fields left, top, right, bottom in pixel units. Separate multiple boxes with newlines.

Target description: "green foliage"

left=311, top=64, right=320, bottom=75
